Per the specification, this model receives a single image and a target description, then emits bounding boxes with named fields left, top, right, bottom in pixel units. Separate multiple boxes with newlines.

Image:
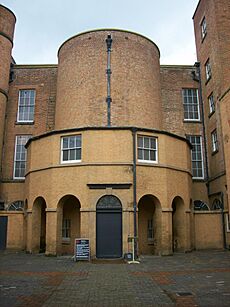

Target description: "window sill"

left=212, top=149, right=219, bottom=156
left=13, top=178, right=25, bottom=181
left=3, top=179, right=25, bottom=183
left=205, top=76, right=212, bottom=85
left=208, top=111, right=215, bottom=118
left=61, top=160, right=82, bottom=164
left=183, top=120, right=202, bottom=123
left=192, top=178, right=205, bottom=182
left=62, top=238, right=71, bottom=245
left=137, top=160, right=158, bottom=164
left=201, top=33, right=207, bottom=43
left=15, top=121, right=34, bottom=125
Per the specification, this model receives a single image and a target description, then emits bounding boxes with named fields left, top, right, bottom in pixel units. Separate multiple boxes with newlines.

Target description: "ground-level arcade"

left=1, top=127, right=228, bottom=257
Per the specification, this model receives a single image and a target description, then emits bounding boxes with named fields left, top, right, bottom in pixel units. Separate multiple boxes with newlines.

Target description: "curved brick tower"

left=0, top=5, right=16, bottom=174
left=55, top=29, right=162, bottom=130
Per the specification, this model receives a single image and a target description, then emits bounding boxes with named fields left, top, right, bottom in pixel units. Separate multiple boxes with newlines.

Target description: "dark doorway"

left=32, top=197, right=47, bottom=253
left=0, top=216, right=8, bottom=250
left=96, top=195, right=122, bottom=258
left=172, top=196, right=185, bottom=252
left=40, top=201, right=46, bottom=253
left=138, top=194, right=162, bottom=255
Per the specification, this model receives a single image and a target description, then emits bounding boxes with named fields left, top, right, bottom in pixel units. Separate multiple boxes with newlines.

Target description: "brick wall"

left=0, top=5, right=16, bottom=177
left=56, top=30, right=162, bottom=130
left=2, top=66, right=57, bottom=181
left=193, top=0, right=229, bottom=206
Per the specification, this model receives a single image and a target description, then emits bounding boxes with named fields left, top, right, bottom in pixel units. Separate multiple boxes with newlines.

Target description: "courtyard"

left=0, top=250, right=230, bottom=306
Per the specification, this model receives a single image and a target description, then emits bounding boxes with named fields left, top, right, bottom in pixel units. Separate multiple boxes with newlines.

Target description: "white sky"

left=2, top=0, right=199, bottom=65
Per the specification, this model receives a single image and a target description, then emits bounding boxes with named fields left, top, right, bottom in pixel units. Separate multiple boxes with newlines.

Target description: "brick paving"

left=0, top=250, right=230, bottom=306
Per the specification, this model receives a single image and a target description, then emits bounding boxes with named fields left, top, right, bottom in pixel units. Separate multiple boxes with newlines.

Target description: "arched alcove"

left=138, top=194, right=161, bottom=255
left=32, top=197, right=47, bottom=253
left=57, top=195, right=81, bottom=255
left=172, top=196, right=186, bottom=252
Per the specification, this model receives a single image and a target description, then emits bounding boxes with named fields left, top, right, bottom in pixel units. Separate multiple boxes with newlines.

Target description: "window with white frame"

left=211, top=130, right=218, bottom=153
left=137, top=135, right=158, bottom=163
left=208, top=93, right=215, bottom=114
left=17, top=90, right=36, bottom=122
left=182, top=88, right=200, bottom=121
left=205, top=59, right=212, bottom=80
left=61, top=135, right=81, bottom=163
left=201, top=17, right=207, bottom=39
left=14, top=135, right=31, bottom=179
left=62, top=218, right=71, bottom=240
left=186, top=135, right=204, bottom=179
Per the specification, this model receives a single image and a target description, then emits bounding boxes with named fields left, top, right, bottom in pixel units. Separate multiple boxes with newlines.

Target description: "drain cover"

left=176, top=292, right=193, bottom=297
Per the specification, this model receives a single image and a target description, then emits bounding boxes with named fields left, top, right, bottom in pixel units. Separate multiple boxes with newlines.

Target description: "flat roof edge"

left=13, top=64, right=58, bottom=69
left=160, top=64, right=195, bottom=69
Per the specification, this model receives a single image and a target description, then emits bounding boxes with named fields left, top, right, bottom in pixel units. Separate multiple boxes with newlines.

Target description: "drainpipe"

left=132, top=128, right=137, bottom=259
left=106, top=35, right=112, bottom=127
left=194, top=62, right=210, bottom=194
left=221, top=192, right=227, bottom=249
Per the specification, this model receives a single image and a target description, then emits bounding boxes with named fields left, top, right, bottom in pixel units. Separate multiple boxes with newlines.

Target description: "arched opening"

left=138, top=194, right=161, bottom=255
left=32, top=197, right=47, bottom=253
left=57, top=195, right=81, bottom=255
left=96, top=195, right=122, bottom=258
left=172, top=196, right=185, bottom=252
left=7, top=200, right=24, bottom=211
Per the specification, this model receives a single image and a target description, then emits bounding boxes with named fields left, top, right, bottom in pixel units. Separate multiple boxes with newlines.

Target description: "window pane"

left=76, top=149, right=81, bottom=160
left=144, top=137, right=149, bottom=149
left=21, top=152, right=26, bottom=161
left=69, top=137, right=76, bottom=148
left=150, top=138, right=156, bottom=149
left=138, top=148, right=143, bottom=160
left=30, top=90, right=35, bottom=98
left=137, top=137, right=143, bottom=148
left=150, top=150, right=156, bottom=161
left=76, top=136, right=81, bottom=147
left=20, top=162, right=26, bottom=177
left=69, top=149, right=75, bottom=160
left=63, top=150, right=68, bottom=161
left=63, top=138, right=68, bottom=149
left=144, top=149, right=149, bottom=160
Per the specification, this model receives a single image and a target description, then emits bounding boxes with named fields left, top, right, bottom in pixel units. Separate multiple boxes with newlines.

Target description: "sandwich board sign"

left=74, top=238, right=90, bottom=261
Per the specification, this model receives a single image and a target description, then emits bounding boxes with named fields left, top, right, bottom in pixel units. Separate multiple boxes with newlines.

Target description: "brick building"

left=0, top=0, right=229, bottom=257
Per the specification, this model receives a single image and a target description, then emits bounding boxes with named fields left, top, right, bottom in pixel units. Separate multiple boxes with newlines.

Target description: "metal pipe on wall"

left=132, top=128, right=138, bottom=259
left=106, top=35, right=112, bottom=127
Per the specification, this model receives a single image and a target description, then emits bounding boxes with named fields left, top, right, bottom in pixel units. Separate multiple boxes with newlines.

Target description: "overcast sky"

left=2, top=0, right=199, bottom=65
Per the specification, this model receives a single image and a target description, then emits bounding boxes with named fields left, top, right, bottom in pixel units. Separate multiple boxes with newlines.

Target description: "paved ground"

left=0, top=250, right=230, bottom=306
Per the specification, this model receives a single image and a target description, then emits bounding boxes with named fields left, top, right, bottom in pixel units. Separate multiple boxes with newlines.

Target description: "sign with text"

left=74, top=238, right=90, bottom=261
